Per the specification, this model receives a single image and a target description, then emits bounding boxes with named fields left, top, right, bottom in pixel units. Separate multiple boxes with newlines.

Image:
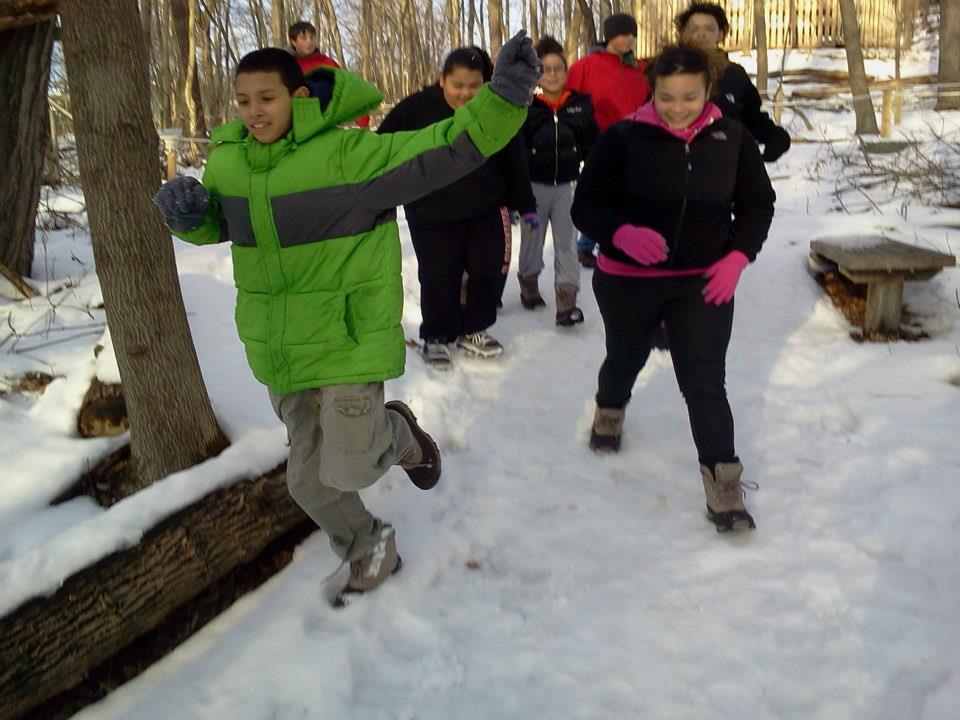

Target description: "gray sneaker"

left=422, top=339, right=452, bottom=370
left=700, top=460, right=757, bottom=532
left=457, top=330, right=504, bottom=358
left=333, top=523, right=401, bottom=606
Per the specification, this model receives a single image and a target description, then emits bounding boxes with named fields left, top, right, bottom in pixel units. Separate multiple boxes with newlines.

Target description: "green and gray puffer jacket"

left=174, top=67, right=525, bottom=395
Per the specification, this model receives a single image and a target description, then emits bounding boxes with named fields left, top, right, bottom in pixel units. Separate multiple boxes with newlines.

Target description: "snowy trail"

left=67, top=154, right=960, bottom=719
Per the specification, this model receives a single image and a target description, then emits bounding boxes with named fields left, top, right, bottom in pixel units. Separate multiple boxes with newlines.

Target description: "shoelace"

left=398, top=443, right=434, bottom=470
left=719, top=478, right=760, bottom=504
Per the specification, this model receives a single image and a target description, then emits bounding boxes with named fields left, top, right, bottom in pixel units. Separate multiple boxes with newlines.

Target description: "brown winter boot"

left=555, top=284, right=584, bottom=326
left=700, top=460, right=757, bottom=532
left=589, top=405, right=624, bottom=452
left=518, top=273, right=546, bottom=309
left=334, top=523, right=402, bottom=606
left=386, top=400, right=441, bottom=490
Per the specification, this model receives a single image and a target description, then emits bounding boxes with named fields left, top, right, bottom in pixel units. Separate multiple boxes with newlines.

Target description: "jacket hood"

left=210, top=66, right=382, bottom=154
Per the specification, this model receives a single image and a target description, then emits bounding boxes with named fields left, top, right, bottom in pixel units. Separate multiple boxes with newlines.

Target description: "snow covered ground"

left=2, top=51, right=959, bottom=720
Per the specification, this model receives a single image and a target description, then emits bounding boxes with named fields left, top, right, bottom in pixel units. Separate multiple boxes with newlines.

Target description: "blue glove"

left=153, top=176, right=209, bottom=232
left=521, top=212, right=540, bottom=231
left=490, top=30, right=543, bottom=107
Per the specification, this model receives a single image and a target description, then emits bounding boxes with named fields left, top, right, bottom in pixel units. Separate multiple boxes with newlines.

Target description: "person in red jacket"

left=286, top=20, right=370, bottom=128
left=566, top=12, right=650, bottom=267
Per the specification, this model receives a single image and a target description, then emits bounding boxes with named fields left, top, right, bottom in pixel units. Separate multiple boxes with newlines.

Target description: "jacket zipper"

left=669, top=143, right=692, bottom=266
left=553, top=112, right=560, bottom=185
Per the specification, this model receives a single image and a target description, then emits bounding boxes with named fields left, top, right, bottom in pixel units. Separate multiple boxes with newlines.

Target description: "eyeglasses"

left=541, top=65, right=566, bottom=75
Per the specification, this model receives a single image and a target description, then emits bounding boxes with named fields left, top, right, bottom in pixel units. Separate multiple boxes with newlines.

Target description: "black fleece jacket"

left=571, top=116, right=776, bottom=270
left=521, top=91, right=599, bottom=184
left=714, top=62, right=791, bottom=162
left=377, top=84, right=535, bottom=224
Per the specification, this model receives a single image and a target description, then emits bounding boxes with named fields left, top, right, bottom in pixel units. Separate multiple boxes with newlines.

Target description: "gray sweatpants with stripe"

left=268, top=382, right=414, bottom=562
left=518, top=181, right=580, bottom=290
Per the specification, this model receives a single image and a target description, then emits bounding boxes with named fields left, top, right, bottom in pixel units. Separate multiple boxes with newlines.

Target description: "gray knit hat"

left=603, top=13, right=638, bottom=43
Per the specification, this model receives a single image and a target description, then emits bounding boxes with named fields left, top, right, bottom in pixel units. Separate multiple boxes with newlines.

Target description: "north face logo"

left=725, top=92, right=735, bottom=103
left=711, top=130, right=728, bottom=141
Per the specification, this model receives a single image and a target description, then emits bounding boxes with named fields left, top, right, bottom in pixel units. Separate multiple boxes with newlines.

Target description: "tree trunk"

left=59, top=0, right=229, bottom=498
left=487, top=0, right=503, bottom=54
left=753, top=0, right=768, bottom=97
left=446, top=0, right=462, bottom=52
left=838, top=0, right=879, bottom=134
left=575, top=0, right=597, bottom=46
left=269, top=0, right=286, bottom=46
left=0, top=18, right=54, bottom=278
left=320, top=0, right=345, bottom=66
left=938, top=0, right=960, bottom=110
left=171, top=0, right=208, bottom=143
left=528, top=0, right=539, bottom=40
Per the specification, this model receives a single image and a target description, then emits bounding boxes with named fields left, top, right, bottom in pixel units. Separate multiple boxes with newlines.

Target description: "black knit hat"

left=603, top=13, right=638, bottom=43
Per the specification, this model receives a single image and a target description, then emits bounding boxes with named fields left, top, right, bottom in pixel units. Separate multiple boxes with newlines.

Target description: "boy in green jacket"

left=154, top=34, right=540, bottom=605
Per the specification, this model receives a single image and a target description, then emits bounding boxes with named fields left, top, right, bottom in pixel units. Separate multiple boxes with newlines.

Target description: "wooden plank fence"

left=630, top=0, right=899, bottom=57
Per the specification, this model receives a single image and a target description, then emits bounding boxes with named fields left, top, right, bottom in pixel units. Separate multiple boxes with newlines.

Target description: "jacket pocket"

left=344, top=278, right=402, bottom=342
left=283, top=290, right=354, bottom=347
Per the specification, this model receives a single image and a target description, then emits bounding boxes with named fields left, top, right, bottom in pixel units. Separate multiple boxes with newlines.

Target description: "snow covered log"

left=0, top=464, right=309, bottom=720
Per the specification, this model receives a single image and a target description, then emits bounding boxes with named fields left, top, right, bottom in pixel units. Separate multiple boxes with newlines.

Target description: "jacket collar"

left=534, top=90, right=572, bottom=112
left=626, top=100, right=722, bottom=143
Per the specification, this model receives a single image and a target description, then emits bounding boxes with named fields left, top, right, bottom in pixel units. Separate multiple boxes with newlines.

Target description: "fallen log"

left=0, top=464, right=310, bottom=720
left=0, top=260, right=40, bottom=300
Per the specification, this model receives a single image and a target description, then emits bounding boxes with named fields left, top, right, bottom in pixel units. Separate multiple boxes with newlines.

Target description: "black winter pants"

left=593, top=270, right=736, bottom=467
left=409, top=210, right=505, bottom=342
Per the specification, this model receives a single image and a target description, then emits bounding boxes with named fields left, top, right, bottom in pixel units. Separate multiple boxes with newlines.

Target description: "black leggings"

left=593, top=270, right=736, bottom=467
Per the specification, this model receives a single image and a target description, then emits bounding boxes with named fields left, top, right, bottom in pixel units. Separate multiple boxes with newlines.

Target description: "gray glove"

left=153, top=176, right=209, bottom=232
left=489, top=30, right=543, bottom=107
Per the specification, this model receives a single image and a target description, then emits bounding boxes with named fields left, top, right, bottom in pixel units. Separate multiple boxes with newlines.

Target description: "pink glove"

left=612, top=225, right=668, bottom=265
left=703, top=251, right=749, bottom=305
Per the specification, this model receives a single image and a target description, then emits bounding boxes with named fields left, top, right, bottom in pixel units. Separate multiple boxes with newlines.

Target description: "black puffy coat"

left=571, top=115, right=776, bottom=270
left=521, top=91, right=599, bottom=184
left=377, top=84, right=535, bottom=223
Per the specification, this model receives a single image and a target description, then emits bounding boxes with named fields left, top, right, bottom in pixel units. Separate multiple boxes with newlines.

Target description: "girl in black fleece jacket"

left=378, top=47, right=536, bottom=367
left=571, top=46, right=775, bottom=532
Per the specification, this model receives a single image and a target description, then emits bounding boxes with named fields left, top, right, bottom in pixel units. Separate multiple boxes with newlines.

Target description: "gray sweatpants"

left=268, top=382, right=414, bottom=562
left=518, top=181, right=580, bottom=290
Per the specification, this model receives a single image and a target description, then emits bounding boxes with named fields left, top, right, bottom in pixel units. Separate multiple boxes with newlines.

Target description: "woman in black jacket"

left=518, top=36, right=599, bottom=326
left=571, top=46, right=775, bottom=532
left=378, top=47, right=536, bottom=369
left=675, top=2, right=791, bottom=162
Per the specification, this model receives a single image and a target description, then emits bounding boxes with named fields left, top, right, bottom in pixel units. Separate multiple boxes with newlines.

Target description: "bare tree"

left=0, top=4, right=55, bottom=278
left=171, top=0, right=207, bottom=142
left=575, top=0, right=597, bottom=46
left=838, top=0, right=879, bottom=134
left=938, top=0, right=960, bottom=110
left=754, top=0, right=769, bottom=96
left=60, top=0, right=229, bottom=498
left=488, top=0, right=503, bottom=54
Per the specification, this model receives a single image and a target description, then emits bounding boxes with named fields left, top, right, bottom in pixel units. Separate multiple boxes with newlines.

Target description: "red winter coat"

left=565, top=50, right=649, bottom=133
left=289, top=49, right=370, bottom=128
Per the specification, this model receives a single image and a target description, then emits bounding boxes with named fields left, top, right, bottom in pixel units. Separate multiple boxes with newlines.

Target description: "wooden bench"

left=810, top=237, right=956, bottom=333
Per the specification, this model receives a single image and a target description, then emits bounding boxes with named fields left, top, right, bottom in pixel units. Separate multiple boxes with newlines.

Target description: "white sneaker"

left=457, top=330, right=504, bottom=358
left=422, top=340, right=453, bottom=370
